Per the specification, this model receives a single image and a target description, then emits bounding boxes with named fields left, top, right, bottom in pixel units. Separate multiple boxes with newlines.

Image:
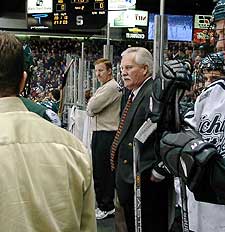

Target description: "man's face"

left=203, top=70, right=221, bottom=86
left=95, top=63, right=112, bottom=84
left=215, top=19, right=225, bottom=51
left=120, top=53, right=147, bottom=90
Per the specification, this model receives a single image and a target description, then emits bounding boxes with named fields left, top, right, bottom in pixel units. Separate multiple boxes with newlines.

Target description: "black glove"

left=160, top=127, right=218, bottom=191
left=162, top=59, right=193, bottom=82
left=151, top=60, right=192, bottom=124
left=152, top=160, right=171, bottom=181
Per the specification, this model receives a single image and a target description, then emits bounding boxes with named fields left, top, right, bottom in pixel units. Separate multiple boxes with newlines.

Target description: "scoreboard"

left=53, top=0, right=107, bottom=30
left=27, top=0, right=107, bottom=31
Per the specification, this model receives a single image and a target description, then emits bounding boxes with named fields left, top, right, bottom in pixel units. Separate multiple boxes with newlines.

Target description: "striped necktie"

left=110, top=93, right=133, bottom=171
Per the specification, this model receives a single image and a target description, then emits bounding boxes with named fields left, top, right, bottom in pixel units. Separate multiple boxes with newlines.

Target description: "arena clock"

left=27, top=0, right=107, bottom=31
left=53, top=0, right=107, bottom=30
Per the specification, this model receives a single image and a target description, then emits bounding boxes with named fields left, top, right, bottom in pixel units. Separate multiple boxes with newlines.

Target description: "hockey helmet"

left=199, top=51, right=225, bottom=73
left=212, top=0, right=225, bottom=22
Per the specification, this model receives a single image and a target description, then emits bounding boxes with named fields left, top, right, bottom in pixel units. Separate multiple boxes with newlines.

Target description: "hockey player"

left=152, top=1, right=225, bottom=231
left=185, top=52, right=225, bottom=232
left=159, top=3, right=225, bottom=231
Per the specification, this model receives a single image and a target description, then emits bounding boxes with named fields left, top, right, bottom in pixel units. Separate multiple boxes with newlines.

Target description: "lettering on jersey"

left=199, top=114, right=225, bottom=157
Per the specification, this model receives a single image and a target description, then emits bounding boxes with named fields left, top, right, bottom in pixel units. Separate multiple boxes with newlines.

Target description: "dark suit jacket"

left=115, top=78, right=174, bottom=231
left=115, top=78, right=167, bottom=203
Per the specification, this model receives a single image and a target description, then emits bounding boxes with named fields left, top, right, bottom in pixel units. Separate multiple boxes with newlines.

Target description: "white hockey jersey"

left=185, top=78, right=225, bottom=232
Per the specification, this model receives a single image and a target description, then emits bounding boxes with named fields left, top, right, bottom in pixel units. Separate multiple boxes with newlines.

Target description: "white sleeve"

left=184, top=96, right=201, bottom=130
left=45, top=109, right=62, bottom=127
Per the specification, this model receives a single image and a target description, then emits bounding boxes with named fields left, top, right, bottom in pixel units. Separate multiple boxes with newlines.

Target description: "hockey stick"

left=175, top=90, right=189, bottom=232
left=58, top=58, right=75, bottom=118
left=61, top=58, right=75, bottom=89
left=133, top=70, right=190, bottom=232
left=133, top=118, right=157, bottom=232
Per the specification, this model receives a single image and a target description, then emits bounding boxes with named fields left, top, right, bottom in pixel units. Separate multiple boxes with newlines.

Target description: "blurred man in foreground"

left=0, top=31, right=96, bottom=232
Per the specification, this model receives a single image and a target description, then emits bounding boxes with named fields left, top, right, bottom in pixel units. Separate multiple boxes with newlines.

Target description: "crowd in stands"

left=22, top=37, right=213, bottom=103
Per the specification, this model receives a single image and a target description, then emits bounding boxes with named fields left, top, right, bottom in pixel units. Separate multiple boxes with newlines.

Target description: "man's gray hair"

left=121, top=47, right=153, bottom=76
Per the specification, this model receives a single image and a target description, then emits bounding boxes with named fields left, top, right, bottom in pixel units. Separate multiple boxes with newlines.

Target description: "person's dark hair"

left=94, top=58, right=112, bottom=70
left=0, top=31, right=24, bottom=96
left=51, top=88, right=60, bottom=101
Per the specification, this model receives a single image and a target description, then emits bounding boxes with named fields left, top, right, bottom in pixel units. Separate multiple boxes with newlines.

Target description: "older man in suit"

left=112, top=47, right=172, bottom=232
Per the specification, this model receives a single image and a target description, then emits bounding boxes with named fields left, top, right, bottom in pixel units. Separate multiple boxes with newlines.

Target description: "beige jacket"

left=87, top=78, right=122, bottom=131
left=0, top=97, right=97, bottom=232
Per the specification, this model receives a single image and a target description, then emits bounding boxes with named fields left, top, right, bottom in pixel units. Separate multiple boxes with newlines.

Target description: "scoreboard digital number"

left=70, top=0, right=105, bottom=10
left=71, top=0, right=89, bottom=4
left=72, top=0, right=89, bottom=3
left=27, top=0, right=107, bottom=31
left=52, top=0, right=107, bottom=30
left=53, top=13, right=68, bottom=26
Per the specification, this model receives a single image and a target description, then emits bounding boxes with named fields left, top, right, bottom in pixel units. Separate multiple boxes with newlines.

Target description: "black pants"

left=121, top=171, right=169, bottom=232
left=91, top=131, right=116, bottom=211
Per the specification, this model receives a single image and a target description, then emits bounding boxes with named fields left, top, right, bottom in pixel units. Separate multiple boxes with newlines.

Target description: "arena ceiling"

left=2, top=0, right=216, bottom=15
left=137, top=0, right=215, bottom=15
